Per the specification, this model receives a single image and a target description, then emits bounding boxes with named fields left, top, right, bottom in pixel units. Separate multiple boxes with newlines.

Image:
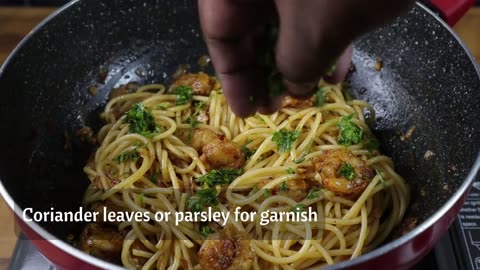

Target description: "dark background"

left=0, top=0, right=480, bottom=5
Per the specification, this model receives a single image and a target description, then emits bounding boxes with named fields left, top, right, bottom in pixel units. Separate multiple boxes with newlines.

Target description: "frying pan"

left=0, top=0, right=479, bottom=269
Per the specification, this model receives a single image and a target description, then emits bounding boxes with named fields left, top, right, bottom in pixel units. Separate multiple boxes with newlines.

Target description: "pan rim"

left=0, top=1, right=479, bottom=270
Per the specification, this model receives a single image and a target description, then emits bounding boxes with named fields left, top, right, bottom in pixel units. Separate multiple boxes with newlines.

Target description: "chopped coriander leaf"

left=187, top=189, right=218, bottom=212
left=149, top=173, right=158, bottom=184
left=174, top=85, right=193, bottom=105
left=272, top=129, right=301, bottom=152
left=186, top=116, right=200, bottom=128
left=114, top=149, right=140, bottom=163
left=307, top=188, right=321, bottom=199
left=314, top=87, right=327, bottom=107
left=137, top=193, right=145, bottom=206
left=242, top=146, right=255, bottom=159
left=263, top=189, right=272, bottom=198
left=123, top=103, right=162, bottom=137
left=157, top=103, right=169, bottom=109
left=292, top=204, right=306, bottom=213
left=337, top=162, right=356, bottom=180
left=365, top=137, right=379, bottom=153
left=294, top=154, right=306, bottom=164
left=200, top=226, right=215, bottom=237
left=196, top=168, right=243, bottom=188
left=337, top=115, right=363, bottom=146
left=286, top=168, right=296, bottom=174
left=251, top=184, right=260, bottom=194
left=280, top=182, right=288, bottom=191
left=326, top=64, right=337, bottom=77
left=376, top=169, right=386, bottom=188
left=193, top=101, right=205, bottom=116
left=185, top=116, right=201, bottom=144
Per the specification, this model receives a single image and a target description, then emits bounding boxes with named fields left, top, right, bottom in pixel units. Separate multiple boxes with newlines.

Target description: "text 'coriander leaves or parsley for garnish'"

left=337, top=115, right=364, bottom=146
left=292, top=204, right=306, bottom=213
left=314, top=87, right=327, bottom=107
left=272, top=129, right=301, bottom=152
left=337, top=162, right=356, bottom=180
left=123, top=103, right=163, bottom=137
left=200, top=226, right=215, bottom=238
left=174, top=85, right=193, bottom=105
left=307, top=188, right=321, bottom=199
left=242, top=146, right=256, bottom=160
left=114, top=148, right=141, bottom=163
left=187, top=188, right=219, bottom=212
left=196, top=168, right=243, bottom=188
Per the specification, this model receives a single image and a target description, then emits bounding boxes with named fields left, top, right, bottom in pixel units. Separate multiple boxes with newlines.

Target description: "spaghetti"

left=79, top=72, right=410, bottom=270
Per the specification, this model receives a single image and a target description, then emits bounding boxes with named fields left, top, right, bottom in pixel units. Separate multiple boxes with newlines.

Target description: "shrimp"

left=172, top=72, right=220, bottom=96
left=177, top=128, right=246, bottom=170
left=282, top=96, right=313, bottom=109
left=77, top=223, right=126, bottom=263
left=314, top=149, right=375, bottom=197
left=201, top=140, right=245, bottom=170
left=199, top=226, right=256, bottom=270
left=258, top=178, right=310, bottom=202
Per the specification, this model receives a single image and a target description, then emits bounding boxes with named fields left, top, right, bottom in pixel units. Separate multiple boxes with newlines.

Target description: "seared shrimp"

left=78, top=223, right=126, bottom=263
left=199, top=226, right=256, bottom=270
left=172, top=72, right=220, bottom=96
left=314, top=149, right=375, bottom=197
left=201, top=140, right=245, bottom=170
left=258, top=178, right=310, bottom=202
left=178, top=128, right=246, bottom=170
left=282, top=96, right=313, bottom=109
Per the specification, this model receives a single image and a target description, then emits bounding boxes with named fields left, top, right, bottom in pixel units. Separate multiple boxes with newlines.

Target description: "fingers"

left=324, top=45, right=353, bottom=84
left=198, top=0, right=272, bottom=117
left=274, top=0, right=351, bottom=97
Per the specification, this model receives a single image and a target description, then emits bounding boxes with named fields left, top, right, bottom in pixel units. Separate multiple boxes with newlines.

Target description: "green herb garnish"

left=314, top=87, right=327, bottom=107
left=263, top=189, right=272, bottom=198
left=187, top=189, right=219, bottom=212
left=242, top=146, right=256, bottom=159
left=175, top=86, right=193, bottom=105
left=123, top=103, right=162, bottom=137
left=337, top=162, right=356, bottom=180
left=292, top=204, right=306, bottom=213
left=138, top=193, right=145, bottom=207
left=286, top=168, right=295, bottom=174
left=294, top=155, right=306, bottom=164
left=307, top=188, right=321, bottom=199
left=150, top=175, right=158, bottom=184
left=114, top=148, right=141, bottom=163
left=272, top=129, right=301, bottom=152
left=280, top=182, right=288, bottom=191
left=376, top=169, right=386, bottom=188
left=365, top=137, right=379, bottom=153
left=337, top=115, right=363, bottom=146
left=196, top=168, right=243, bottom=188
left=200, top=226, right=215, bottom=238
left=157, top=103, right=169, bottom=110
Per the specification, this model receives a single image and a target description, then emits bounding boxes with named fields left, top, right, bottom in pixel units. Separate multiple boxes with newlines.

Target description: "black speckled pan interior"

left=0, top=0, right=479, bottom=258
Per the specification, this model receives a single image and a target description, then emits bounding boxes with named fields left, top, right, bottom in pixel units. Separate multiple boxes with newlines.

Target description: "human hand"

left=198, top=0, right=414, bottom=117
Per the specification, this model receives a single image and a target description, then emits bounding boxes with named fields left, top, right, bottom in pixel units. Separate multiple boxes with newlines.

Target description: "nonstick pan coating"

left=0, top=0, right=479, bottom=269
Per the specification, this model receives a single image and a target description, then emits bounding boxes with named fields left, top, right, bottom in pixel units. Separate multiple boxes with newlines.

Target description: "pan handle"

left=422, top=0, right=476, bottom=26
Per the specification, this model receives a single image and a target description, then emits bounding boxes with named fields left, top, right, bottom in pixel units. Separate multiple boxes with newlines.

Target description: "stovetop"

left=9, top=181, right=480, bottom=270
